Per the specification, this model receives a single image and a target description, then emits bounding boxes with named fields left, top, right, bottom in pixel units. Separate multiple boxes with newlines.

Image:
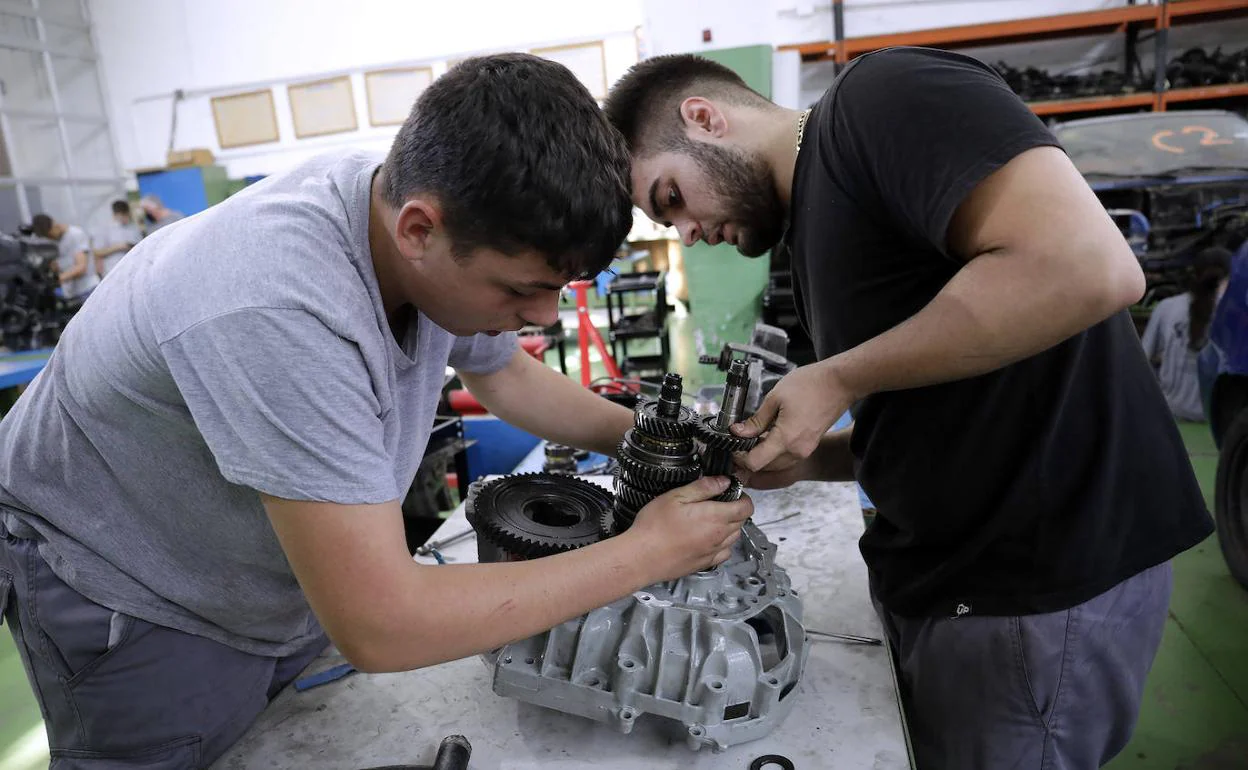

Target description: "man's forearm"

left=352, top=534, right=651, bottom=672
left=825, top=246, right=1142, bottom=401
left=461, top=350, right=634, bottom=457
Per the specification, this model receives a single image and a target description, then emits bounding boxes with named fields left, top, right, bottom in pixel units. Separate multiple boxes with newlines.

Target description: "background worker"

left=31, top=212, right=99, bottom=300
left=93, top=199, right=143, bottom=278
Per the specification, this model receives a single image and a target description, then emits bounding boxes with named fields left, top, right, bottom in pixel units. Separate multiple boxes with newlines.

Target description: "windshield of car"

left=1055, top=112, right=1248, bottom=178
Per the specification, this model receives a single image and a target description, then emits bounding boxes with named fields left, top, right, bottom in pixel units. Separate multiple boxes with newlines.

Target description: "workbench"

left=214, top=479, right=911, bottom=769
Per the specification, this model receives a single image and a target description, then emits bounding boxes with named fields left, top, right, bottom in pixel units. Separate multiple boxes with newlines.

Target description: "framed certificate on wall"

left=288, top=76, right=358, bottom=139
left=210, top=89, right=280, bottom=149
left=365, top=67, right=433, bottom=126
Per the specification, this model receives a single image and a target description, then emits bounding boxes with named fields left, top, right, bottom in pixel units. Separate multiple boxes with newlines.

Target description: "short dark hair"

left=112, top=200, right=131, bottom=216
left=605, top=55, right=771, bottom=157
left=31, top=214, right=53, bottom=238
left=381, top=53, right=631, bottom=279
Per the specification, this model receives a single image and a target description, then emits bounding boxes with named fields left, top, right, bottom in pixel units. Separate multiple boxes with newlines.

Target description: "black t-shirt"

left=787, top=47, right=1213, bottom=618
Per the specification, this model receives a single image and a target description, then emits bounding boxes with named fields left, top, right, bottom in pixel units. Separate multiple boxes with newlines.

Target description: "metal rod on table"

left=415, top=527, right=476, bottom=557
left=806, top=628, right=883, bottom=646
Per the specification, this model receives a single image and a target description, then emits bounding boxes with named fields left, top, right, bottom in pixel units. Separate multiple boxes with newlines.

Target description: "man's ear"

left=393, top=198, right=442, bottom=263
left=679, top=97, right=728, bottom=139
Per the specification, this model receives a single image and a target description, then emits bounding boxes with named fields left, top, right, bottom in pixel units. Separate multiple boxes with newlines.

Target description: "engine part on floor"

left=750, top=754, right=795, bottom=770
left=608, top=372, right=700, bottom=534
left=695, top=360, right=761, bottom=477
left=542, top=443, right=578, bottom=475
left=482, top=519, right=808, bottom=752
left=466, top=473, right=612, bottom=561
left=359, top=734, right=472, bottom=770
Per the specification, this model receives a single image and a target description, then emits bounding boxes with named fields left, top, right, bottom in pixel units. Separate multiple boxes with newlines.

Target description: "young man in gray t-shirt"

left=0, top=54, right=751, bottom=766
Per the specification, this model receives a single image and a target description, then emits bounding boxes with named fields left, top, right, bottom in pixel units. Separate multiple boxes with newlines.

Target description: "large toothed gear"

left=632, top=399, right=697, bottom=440
left=466, top=473, right=612, bottom=560
left=613, top=480, right=657, bottom=513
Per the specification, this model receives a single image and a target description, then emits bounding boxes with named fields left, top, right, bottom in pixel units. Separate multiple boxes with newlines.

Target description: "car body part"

left=466, top=369, right=809, bottom=751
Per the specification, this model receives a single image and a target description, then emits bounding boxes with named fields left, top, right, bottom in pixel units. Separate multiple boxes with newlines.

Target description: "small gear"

left=633, top=399, right=697, bottom=439
left=693, top=414, right=760, bottom=454
left=467, top=473, right=612, bottom=560
left=616, top=452, right=700, bottom=488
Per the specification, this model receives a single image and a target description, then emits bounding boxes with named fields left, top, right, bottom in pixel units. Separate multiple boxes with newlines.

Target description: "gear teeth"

left=633, top=400, right=696, bottom=439
left=693, top=415, right=760, bottom=453
left=466, top=473, right=612, bottom=560
left=614, top=482, right=656, bottom=512
left=616, top=453, right=700, bottom=487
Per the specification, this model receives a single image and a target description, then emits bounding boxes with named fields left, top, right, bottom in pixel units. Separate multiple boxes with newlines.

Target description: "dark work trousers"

left=0, top=525, right=328, bottom=769
left=875, top=561, right=1172, bottom=770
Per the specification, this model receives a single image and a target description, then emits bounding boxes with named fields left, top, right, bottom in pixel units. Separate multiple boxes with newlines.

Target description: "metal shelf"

left=1162, top=82, right=1248, bottom=105
left=1027, top=92, right=1157, bottom=116
left=780, top=5, right=1160, bottom=63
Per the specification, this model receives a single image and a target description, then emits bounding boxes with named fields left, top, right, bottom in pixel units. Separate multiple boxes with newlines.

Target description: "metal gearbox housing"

left=483, top=521, right=807, bottom=752
left=467, top=369, right=807, bottom=752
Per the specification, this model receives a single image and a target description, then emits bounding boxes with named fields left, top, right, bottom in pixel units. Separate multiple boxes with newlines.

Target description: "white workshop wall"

left=89, top=0, right=644, bottom=179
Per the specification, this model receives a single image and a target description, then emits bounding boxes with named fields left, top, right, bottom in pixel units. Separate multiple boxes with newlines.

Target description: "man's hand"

left=731, top=361, right=855, bottom=475
left=623, top=475, right=753, bottom=580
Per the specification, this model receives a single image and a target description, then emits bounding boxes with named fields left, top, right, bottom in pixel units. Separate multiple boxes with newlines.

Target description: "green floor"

left=1105, top=422, right=1248, bottom=770
left=2, top=370, right=1247, bottom=768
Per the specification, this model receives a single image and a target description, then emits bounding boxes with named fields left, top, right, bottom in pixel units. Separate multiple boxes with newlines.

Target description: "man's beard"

left=683, top=140, right=786, bottom=258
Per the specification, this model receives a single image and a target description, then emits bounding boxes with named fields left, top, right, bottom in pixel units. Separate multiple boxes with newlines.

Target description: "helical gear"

left=632, top=400, right=697, bottom=439
left=616, top=452, right=700, bottom=488
left=713, top=475, right=744, bottom=503
left=692, top=414, right=759, bottom=453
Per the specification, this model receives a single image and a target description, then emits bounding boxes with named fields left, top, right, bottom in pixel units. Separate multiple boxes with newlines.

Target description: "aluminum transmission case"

left=482, top=519, right=807, bottom=752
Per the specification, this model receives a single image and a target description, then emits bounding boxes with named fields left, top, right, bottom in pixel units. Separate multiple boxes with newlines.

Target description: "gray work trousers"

left=875, top=561, right=1172, bottom=770
left=0, top=525, right=328, bottom=768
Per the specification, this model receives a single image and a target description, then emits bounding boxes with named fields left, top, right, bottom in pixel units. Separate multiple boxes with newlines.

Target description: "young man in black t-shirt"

left=606, top=48, right=1212, bottom=768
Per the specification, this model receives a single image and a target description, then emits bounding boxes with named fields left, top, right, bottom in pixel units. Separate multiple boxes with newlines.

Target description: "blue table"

left=0, top=349, right=52, bottom=390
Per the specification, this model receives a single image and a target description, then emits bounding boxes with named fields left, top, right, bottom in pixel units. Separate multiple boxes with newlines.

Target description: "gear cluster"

left=607, top=373, right=700, bottom=535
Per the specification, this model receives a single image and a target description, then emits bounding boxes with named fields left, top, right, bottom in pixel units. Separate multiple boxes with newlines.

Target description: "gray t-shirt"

left=99, top=221, right=142, bottom=277
left=1140, top=293, right=1204, bottom=422
left=55, top=224, right=99, bottom=298
left=0, top=151, right=517, bottom=655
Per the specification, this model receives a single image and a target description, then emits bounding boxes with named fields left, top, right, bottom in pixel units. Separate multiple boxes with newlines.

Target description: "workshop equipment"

left=413, top=527, right=475, bottom=558
left=464, top=368, right=809, bottom=752
left=568, top=279, right=622, bottom=387
left=698, top=323, right=797, bottom=420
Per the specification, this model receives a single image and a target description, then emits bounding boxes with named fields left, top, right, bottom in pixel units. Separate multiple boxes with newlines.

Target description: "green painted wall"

left=680, top=45, right=773, bottom=382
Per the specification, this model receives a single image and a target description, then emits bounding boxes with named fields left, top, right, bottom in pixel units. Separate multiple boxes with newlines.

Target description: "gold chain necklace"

left=795, top=108, right=812, bottom=154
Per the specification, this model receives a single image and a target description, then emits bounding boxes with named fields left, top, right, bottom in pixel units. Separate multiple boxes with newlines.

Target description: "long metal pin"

left=415, top=527, right=476, bottom=557
left=754, top=511, right=802, bottom=528
left=806, top=629, right=883, bottom=646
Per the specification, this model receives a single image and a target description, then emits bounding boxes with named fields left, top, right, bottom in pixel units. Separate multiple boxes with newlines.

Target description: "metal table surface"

left=214, top=479, right=910, bottom=770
